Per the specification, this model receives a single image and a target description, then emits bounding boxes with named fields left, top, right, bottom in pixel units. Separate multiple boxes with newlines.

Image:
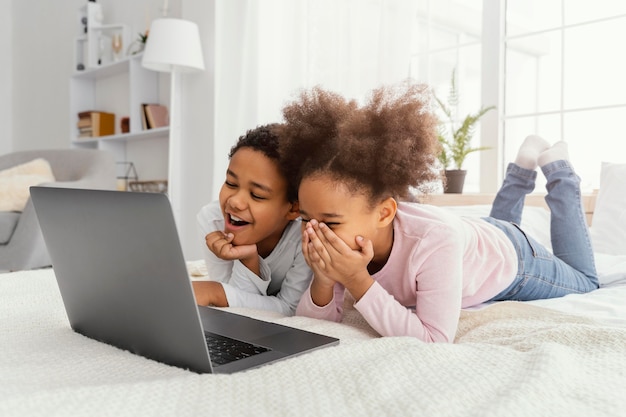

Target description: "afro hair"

left=278, top=81, right=442, bottom=205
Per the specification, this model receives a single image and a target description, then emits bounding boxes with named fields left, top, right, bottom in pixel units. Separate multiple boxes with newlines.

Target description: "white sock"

left=538, top=141, right=569, bottom=167
left=515, top=135, right=551, bottom=170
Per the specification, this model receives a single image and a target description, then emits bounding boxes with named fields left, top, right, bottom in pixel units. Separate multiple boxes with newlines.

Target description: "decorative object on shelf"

left=120, top=116, right=130, bottom=133
left=142, top=18, right=205, bottom=225
left=116, top=161, right=138, bottom=191
left=128, top=180, right=168, bottom=194
left=435, top=69, right=495, bottom=193
left=81, top=16, right=88, bottom=34
left=97, top=35, right=105, bottom=65
left=127, top=31, right=149, bottom=56
left=111, top=33, right=123, bottom=61
left=86, top=1, right=104, bottom=26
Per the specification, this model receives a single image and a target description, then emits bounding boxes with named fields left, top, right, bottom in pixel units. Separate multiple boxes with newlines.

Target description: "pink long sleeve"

left=296, top=203, right=518, bottom=342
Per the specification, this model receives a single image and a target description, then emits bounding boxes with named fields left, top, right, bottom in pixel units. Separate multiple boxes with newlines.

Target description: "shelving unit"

left=75, top=2, right=130, bottom=70
left=70, top=53, right=170, bottom=184
left=70, top=2, right=170, bottom=186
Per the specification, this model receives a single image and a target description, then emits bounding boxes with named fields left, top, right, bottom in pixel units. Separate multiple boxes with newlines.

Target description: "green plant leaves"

left=435, top=69, right=495, bottom=170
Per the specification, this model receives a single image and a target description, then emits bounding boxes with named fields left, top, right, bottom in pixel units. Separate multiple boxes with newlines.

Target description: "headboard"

left=421, top=193, right=597, bottom=225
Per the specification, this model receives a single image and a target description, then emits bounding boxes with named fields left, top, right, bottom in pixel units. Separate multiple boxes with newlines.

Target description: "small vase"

left=126, top=40, right=145, bottom=56
left=443, top=169, right=467, bottom=194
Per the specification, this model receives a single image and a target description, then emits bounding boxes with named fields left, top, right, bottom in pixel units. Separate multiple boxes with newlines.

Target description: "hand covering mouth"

left=228, top=214, right=250, bottom=226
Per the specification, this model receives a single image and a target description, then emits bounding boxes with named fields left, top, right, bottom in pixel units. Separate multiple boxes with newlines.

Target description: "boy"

left=193, top=124, right=311, bottom=316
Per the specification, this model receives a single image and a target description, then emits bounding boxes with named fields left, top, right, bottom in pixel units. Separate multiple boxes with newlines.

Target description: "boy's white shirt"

left=196, top=201, right=312, bottom=316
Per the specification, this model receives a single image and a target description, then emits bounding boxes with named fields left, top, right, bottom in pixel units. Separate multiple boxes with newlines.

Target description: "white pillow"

left=590, top=162, right=626, bottom=255
left=0, top=158, right=55, bottom=212
left=440, top=204, right=552, bottom=250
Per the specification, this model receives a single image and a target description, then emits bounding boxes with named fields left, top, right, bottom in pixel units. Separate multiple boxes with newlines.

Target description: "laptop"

left=30, top=186, right=338, bottom=374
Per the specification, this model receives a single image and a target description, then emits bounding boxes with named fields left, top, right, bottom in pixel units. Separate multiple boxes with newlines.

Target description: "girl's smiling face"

left=297, top=174, right=396, bottom=265
left=219, top=147, right=298, bottom=256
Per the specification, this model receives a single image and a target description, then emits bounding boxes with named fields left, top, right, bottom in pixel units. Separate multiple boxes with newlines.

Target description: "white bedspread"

left=1, top=268, right=626, bottom=417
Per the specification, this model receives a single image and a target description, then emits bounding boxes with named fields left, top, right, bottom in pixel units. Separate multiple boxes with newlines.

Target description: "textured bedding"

left=1, top=268, right=625, bottom=417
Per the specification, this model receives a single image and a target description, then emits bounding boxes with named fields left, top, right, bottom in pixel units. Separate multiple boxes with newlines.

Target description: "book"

left=78, top=129, right=93, bottom=138
left=144, top=104, right=169, bottom=129
left=77, top=110, right=96, bottom=119
left=76, top=111, right=115, bottom=137
left=141, top=104, right=149, bottom=130
left=91, top=112, right=115, bottom=137
left=77, top=117, right=92, bottom=128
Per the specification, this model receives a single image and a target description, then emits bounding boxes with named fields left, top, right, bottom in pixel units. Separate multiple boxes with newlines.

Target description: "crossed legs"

left=490, top=135, right=598, bottom=287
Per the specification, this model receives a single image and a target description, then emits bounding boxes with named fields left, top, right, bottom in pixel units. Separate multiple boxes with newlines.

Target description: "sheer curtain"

left=212, top=0, right=418, bottom=194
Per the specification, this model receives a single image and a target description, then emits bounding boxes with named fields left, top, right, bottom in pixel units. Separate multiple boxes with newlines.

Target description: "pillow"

left=0, top=158, right=55, bottom=212
left=590, top=162, right=626, bottom=255
left=440, top=204, right=552, bottom=250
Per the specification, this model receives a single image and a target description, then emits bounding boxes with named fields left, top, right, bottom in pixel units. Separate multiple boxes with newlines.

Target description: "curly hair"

left=277, top=82, right=442, bottom=206
left=228, top=123, right=298, bottom=203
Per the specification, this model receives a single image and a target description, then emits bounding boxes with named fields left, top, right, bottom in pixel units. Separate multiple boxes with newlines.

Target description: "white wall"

left=178, top=0, right=217, bottom=261
left=5, top=0, right=218, bottom=261
left=9, top=0, right=181, bottom=152
left=12, top=0, right=83, bottom=151
left=0, top=0, right=12, bottom=156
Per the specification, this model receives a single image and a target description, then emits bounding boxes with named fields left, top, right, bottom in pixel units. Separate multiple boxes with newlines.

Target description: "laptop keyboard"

left=205, top=332, right=270, bottom=366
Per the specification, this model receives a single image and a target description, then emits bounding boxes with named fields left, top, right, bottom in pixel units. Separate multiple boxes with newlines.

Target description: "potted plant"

left=435, top=70, right=495, bottom=193
left=127, top=30, right=149, bottom=56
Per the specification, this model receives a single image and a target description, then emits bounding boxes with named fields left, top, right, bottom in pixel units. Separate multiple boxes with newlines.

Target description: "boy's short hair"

left=229, top=124, right=297, bottom=203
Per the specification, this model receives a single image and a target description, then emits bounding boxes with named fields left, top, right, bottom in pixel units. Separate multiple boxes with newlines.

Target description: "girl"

left=193, top=124, right=311, bottom=316
left=278, top=83, right=599, bottom=342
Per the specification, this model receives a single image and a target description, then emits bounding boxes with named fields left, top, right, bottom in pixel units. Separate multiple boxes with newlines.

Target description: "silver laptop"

left=30, top=186, right=338, bottom=374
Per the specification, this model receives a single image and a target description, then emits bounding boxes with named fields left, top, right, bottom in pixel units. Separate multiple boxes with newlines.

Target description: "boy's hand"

left=192, top=281, right=228, bottom=307
left=205, top=231, right=258, bottom=261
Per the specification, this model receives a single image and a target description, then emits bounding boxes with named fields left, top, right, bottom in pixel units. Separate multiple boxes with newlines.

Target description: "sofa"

left=0, top=149, right=116, bottom=272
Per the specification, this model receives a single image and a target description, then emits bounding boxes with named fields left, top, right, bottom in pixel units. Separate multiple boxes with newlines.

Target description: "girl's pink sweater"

left=296, top=202, right=518, bottom=342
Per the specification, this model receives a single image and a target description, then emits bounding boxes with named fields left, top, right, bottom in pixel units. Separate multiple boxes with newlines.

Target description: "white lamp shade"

left=142, top=18, right=205, bottom=73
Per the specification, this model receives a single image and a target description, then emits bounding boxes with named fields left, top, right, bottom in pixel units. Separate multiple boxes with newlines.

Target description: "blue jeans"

left=484, top=161, right=599, bottom=301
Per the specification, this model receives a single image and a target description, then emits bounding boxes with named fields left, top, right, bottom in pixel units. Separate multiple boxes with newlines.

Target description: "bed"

left=2, top=164, right=626, bottom=417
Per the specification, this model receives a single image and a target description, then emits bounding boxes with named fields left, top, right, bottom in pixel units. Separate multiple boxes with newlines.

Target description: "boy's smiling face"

left=219, top=147, right=298, bottom=256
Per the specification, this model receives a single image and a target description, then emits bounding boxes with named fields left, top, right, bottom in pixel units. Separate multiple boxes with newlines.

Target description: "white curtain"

left=213, top=0, right=419, bottom=163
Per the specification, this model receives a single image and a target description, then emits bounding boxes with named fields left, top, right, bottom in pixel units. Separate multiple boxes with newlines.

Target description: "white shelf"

left=70, top=23, right=169, bottom=183
left=72, top=127, right=169, bottom=145
left=76, top=3, right=130, bottom=69
left=73, top=54, right=136, bottom=79
left=93, top=23, right=127, bottom=31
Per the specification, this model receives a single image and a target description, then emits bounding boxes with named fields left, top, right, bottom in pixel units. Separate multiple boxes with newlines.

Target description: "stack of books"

left=77, top=111, right=115, bottom=138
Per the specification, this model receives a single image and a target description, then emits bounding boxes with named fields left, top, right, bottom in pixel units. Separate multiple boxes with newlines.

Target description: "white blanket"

left=1, top=269, right=626, bottom=417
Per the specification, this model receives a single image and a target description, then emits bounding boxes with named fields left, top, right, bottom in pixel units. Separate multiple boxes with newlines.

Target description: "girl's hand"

left=304, top=220, right=374, bottom=300
left=205, top=231, right=258, bottom=262
left=302, top=227, right=336, bottom=288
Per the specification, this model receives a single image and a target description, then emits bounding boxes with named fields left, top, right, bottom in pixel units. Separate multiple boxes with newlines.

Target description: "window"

left=411, top=0, right=486, bottom=192
left=415, top=0, right=626, bottom=191
left=503, top=0, right=626, bottom=191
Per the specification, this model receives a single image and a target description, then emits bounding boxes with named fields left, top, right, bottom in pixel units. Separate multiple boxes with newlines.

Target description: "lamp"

left=142, top=18, right=205, bottom=225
